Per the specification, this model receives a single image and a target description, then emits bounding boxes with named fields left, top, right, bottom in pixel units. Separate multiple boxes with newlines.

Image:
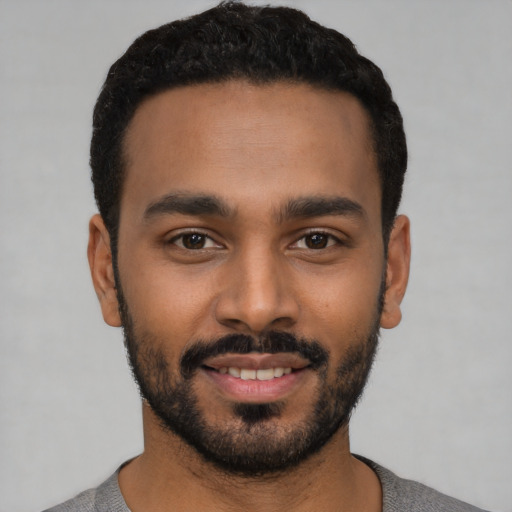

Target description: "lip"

left=201, top=352, right=312, bottom=403
left=203, top=352, right=310, bottom=371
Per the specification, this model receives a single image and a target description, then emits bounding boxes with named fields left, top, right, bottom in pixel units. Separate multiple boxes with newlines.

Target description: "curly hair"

left=91, top=1, right=407, bottom=251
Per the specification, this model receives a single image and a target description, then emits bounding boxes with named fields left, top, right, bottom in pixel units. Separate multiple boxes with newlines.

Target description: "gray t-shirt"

left=44, top=457, right=489, bottom=512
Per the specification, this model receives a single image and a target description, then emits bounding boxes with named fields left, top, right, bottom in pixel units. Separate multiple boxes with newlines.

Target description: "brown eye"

left=169, top=232, right=217, bottom=250
left=304, top=233, right=330, bottom=249
left=168, top=231, right=222, bottom=252
left=181, top=233, right=206, bottom=249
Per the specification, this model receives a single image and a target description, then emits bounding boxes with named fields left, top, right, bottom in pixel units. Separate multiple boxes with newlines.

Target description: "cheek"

left=301, top=261, right=383, bottom=343
left=118, top=252, right=216, bottom=344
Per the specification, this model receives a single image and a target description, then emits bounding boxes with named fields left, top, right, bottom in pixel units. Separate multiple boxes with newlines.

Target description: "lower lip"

left=202, top=368, right=309, bottom=403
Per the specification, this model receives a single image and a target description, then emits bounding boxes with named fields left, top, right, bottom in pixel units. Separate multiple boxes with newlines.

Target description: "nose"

left=214, top=246, right=299, bottom=335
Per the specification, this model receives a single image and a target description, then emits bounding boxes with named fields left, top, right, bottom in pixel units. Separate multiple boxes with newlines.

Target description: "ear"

left=380, top=215, right=411, bottom=329
left=87, top=214, right=122, bottom=327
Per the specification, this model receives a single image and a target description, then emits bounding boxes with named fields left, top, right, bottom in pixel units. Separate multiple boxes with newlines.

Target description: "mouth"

left=200, top=352, right=312, bottom=403
left=213, top=366, right=293, bottom=380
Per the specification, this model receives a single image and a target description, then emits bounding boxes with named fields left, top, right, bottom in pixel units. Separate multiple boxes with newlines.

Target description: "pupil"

left=184, top=233, right=204, bottom=249
left=307, top=234, right=327, bottom=249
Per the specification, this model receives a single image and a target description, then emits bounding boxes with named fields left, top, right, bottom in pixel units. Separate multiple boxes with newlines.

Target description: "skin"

left=88, top=80, right=410, bottom=512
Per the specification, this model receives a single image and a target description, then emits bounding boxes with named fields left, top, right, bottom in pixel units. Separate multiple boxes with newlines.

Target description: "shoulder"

left=42, top=470, right=128, bottom=512
left=43, top=488, right=97, bottom=512
left=357, top=455, right=490, bottom=512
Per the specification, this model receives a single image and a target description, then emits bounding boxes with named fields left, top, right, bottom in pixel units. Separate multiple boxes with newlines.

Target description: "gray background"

left=1, top=1, right=511, bottom=511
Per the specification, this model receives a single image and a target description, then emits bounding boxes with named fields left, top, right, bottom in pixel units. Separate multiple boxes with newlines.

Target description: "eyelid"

left=164, top=227, right=347, bottom=251
left=290, top=229, right=345, bottom=249
left=167, top=229, right=223, bottom=249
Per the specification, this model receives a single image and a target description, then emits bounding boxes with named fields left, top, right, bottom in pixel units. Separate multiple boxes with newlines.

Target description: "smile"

left=216, top=367, right=293, bottom=380
left=201, top=353, right=311, bottom=403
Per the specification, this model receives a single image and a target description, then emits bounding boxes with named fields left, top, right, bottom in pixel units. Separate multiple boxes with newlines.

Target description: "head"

left=91, top=1, right=407, bottom=255
left=88, top=2, right=410, bottom=477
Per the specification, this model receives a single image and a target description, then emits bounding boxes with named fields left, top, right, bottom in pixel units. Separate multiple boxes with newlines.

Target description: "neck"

left=119, top=403, right=382, bottom=512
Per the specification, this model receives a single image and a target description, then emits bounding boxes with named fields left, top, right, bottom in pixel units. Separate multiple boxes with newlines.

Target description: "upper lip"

left=203, top=352, right=311, bottom=371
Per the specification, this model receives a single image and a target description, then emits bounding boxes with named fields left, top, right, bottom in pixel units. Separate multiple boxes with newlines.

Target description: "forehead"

left=121, top=80, right=380, bottom=222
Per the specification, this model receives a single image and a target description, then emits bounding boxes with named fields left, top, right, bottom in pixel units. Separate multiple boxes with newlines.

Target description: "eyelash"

left=167, top=230, right=343, bottom=251
left=292, top=231, right=342, bottom=250
left=168, top=231, right=220, bottom=250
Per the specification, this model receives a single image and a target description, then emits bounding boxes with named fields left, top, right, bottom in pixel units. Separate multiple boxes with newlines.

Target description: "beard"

left=116, top=282, right=382, bottom=477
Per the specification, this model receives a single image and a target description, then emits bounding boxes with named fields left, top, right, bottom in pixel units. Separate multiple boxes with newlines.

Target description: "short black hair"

left=91, top=1, right=407, bottom=250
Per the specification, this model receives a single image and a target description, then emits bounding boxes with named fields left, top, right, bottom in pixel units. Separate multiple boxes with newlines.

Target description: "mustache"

left=180, top=331, right=329, bottom=379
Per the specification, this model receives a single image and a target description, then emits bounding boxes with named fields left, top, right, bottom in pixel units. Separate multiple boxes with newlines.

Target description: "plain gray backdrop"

left=1, top=1, right=511, bottom=511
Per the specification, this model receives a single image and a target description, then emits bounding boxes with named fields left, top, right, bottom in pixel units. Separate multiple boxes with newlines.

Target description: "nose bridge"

left=215, top=239, right=298, bottom=334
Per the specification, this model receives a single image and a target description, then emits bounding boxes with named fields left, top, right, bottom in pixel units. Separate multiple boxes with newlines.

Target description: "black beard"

left=116, top=283, right=382, bottom=477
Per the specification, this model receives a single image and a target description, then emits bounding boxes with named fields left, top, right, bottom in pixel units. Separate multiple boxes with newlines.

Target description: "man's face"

left=94, top=81, right=406, bottom=475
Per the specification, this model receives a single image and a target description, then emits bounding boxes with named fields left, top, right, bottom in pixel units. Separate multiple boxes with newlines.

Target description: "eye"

left=170, top=232, right=220, bottom=250
left=294, top=232, right=339, bottom=250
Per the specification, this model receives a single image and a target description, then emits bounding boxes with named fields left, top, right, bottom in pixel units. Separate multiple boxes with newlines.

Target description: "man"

left=46, top=2, right=488, bottom=511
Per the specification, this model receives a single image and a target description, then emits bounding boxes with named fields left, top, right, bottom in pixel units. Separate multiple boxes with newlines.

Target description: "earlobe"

left=380, top=215, right=411, bottom=329
left=87, top=214, right=122, bottom=327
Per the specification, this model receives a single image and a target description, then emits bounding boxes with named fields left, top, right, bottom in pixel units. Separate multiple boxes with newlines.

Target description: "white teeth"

left=228, top=367, right=241, bottom=378
left=256, top=368, right=275, bottom=381
left=240, top=369, right=256, bottom=380
left=220, top=367, right=293, bottom=380
left=273, top=367, right=284, bottom=378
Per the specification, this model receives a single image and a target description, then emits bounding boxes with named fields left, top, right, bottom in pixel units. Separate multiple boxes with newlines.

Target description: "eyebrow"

left=143, top=193, right=233, bottom=220
left=277, top=196, right=365, bottom=223
left=143, top=192, right=365, bottom=223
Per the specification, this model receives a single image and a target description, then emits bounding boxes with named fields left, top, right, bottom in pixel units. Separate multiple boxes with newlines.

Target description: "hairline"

left=112, top=77, right=385, bottom=246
